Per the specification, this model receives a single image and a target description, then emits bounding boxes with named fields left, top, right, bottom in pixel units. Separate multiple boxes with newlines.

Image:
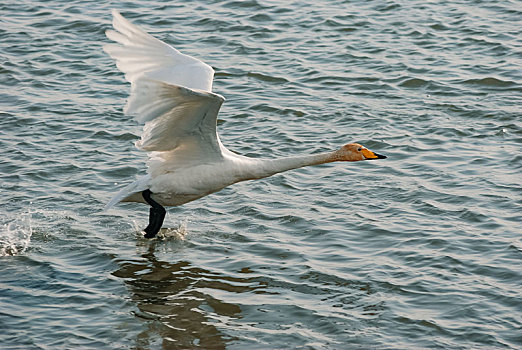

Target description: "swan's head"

left=333, top=143, right=387, bottom=162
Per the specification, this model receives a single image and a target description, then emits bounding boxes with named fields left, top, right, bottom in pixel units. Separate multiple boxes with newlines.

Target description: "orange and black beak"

left=362, top=148, right=387, bottom=160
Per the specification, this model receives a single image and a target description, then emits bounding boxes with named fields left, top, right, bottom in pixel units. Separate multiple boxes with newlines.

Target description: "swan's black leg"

left=142, top=207, right=155, bottom=233
left=142, top=189, right=166, bottom=239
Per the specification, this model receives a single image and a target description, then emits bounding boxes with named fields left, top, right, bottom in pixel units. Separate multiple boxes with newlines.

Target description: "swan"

left=103, top=10, right=387, bottom=238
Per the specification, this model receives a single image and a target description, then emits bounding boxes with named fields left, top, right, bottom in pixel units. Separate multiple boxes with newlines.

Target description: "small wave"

left=223, top=0, right=267, bottom=10
left=0, top=213, right=33, bottom=256
left=247, top=71, right=289, bottom=84
left=398, top=78, right=430, bottom=88
left=461, top=77, right=517, bottom=88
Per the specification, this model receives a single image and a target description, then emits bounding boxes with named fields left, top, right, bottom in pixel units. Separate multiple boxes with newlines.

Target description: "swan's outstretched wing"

left=104, top=11, right=226, bottom=182
left=103, top=9, right=214, bottom=91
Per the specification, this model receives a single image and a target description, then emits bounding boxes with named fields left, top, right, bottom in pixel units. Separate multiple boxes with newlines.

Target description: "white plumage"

left=102, top=10, right=386, bottom=237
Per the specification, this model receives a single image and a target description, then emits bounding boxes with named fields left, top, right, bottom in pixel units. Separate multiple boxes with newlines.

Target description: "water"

left=1, top=0, right=521, bottom=348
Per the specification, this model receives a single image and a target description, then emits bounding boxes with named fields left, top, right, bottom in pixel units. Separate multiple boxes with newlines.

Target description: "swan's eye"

left=357, top=147, right=362, bottom=152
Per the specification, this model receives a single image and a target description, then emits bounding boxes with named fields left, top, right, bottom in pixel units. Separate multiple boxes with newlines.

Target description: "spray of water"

left=0, top=212, right=33, bottom=256
left=131, top=218, right=189, bottom=240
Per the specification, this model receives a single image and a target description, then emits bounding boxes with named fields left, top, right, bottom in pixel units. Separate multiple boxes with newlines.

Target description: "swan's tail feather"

left=103, top=175, right=150, bottom=211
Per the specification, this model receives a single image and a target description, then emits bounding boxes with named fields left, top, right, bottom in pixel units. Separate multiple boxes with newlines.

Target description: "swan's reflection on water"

left=113, top=240, right=258, bottom=349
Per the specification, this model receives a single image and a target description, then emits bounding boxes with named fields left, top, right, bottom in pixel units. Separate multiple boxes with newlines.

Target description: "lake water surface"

left=1, top=0, right=521, bottom=349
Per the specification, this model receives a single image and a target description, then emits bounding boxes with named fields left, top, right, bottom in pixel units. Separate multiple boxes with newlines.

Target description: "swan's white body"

left=103, top=10, right=385, bottom=211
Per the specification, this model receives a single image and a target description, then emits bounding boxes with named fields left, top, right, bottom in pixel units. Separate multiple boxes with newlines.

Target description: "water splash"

left=131, top=219, right=189, bottom=240
left=0, top=213, right=33, bottom=256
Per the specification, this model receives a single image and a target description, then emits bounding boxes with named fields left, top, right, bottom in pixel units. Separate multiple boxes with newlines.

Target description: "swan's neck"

left=240, top=152, right=336, bottom=181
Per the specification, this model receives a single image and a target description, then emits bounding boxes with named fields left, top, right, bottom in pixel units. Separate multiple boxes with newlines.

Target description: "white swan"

left=103, top=10, right=386, bottom=238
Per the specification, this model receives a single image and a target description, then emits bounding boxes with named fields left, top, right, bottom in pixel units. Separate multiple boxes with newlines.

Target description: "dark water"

left=1, top=1, right=521, bottom=349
